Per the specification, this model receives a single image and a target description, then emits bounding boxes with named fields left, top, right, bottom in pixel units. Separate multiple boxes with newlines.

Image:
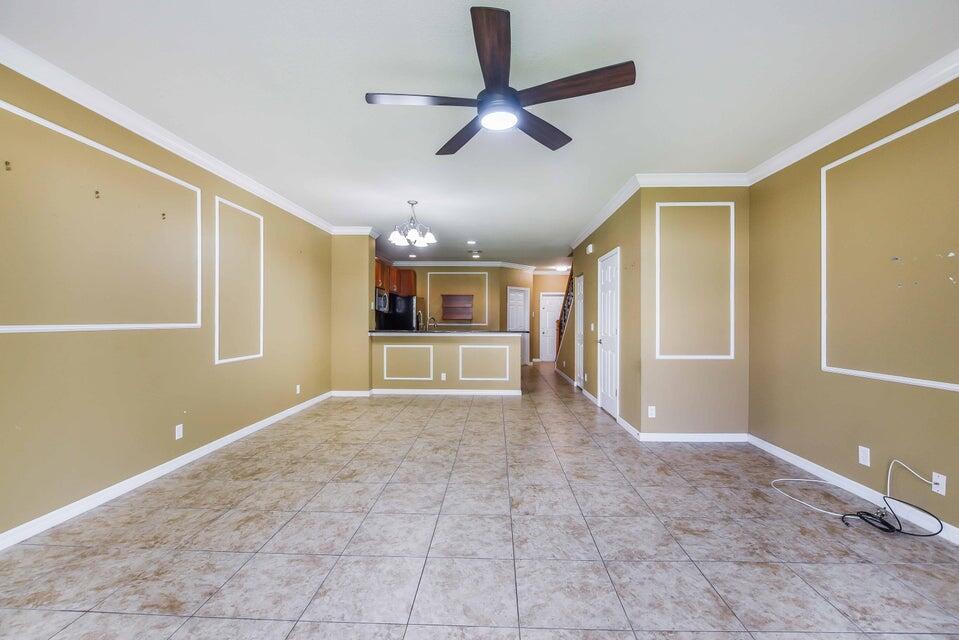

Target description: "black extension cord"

left=841, top=494, right=944, bottom=537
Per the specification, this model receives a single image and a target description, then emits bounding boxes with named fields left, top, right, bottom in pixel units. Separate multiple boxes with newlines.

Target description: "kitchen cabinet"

left=388, top=265, right=399, bottom=292
left=374, top=258, right=415, bottom=296
left=397, top=269, right=416, bottom=296
left=374, top=258, right=386, bottom=289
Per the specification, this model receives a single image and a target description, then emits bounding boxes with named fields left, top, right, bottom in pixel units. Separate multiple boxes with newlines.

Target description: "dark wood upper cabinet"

left=374, top=258, right=386, bottom=289
left=397, top=269, right=416, bottom=297
left=441, top=294, right=473, bottom=321
left=387, top=265, right=399, bottom=293
left=374, top=258, right=415, bottom=296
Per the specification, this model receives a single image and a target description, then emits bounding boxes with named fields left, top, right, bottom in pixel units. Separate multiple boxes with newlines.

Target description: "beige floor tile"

left=262, top=511, right=364, bottom=554
left=372, top=483, right=447, bottom=514
left=442, top=483, right=511, bottom=515
left=515, top=559, right=629, bottom=630
left=663, top=518, right=778, bottom=562
left=234, top=481, right=324, bottom=511
left=344, top=513, right=437, bottom=556
left=410, top=557, right=518, bottom=626
left=523, top=631, right=635, bottom=640
left=406, top=626, right=519, bottom=639
left=51, top=612, right=185, bottom=639
left=182, top=509, right=293, bottom=552
left=289, top=621, right=407, bottom=639
left=571, top=483, right=653, bottom=516
left=429, top=515, right=513, bottom=559
left=198, top=553, right=336, bottom=619
left=170, top=617, right=294, bottom=639
left=509, top=484, right=581, bottom=515
left=792, top=563, right=959, bottom=633
left=607, top=561, right=743, bottom=631
left=95, top=550, right=249, bottom=615
left=512, top=515, right=600, bottom=560
left=588, top=516, right=687, bottom=561
left=698, top=562, right=858, bottom=632
left=301, top=556, right=425, bottom=623
left=303, top=482, right=385, bottom=512
left=879, top=563, right=959, bottom=618
left=0, top=609, right=80, bottom=640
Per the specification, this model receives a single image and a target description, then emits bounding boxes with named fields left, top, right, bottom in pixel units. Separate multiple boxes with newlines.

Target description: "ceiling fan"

left=365, top=6, right=636, bottom=155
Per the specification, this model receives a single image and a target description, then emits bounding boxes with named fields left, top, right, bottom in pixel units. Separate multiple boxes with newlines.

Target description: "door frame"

left=538, top=292, right=565, bottom=362
left=574, top=274, right=584, bottom=387
left=506, top=285, right=531, bottom=365
left=596, top=246, right=621, bottom=418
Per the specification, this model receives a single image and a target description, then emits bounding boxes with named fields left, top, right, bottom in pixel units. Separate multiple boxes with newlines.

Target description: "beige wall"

left=0, top=66, right=335, bottom=533
left=749, top=78, right=959, bottom=524
left=561, top=187, right=749, bottom=433
left=331, top=235, right=375, bottom=391
left=531, top=274, right=569, bottom=361
left=640, top=188, right=749, bottom=434
left=371, top=335, right=521, bottom=392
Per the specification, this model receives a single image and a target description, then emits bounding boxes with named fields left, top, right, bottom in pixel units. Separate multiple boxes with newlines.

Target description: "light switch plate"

left=296, top=384, right=301, bottom=395
left=647, top=405, right=656, bottom=418
left=858, top=446, right=870, bottom=467
left=174, top=424, right=183, bottom=440
left=441, top=372, right=447, bottom=381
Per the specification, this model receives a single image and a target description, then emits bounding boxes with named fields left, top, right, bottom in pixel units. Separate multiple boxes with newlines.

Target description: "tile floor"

left=2, top=363, right=958, bottom=639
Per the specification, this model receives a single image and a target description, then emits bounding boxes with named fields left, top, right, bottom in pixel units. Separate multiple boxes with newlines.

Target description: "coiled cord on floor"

left=771, top=459, right=944, bottom=537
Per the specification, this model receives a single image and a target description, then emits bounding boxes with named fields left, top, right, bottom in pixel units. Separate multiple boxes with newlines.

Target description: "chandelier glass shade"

left=389, top=200, right=437, bottom=247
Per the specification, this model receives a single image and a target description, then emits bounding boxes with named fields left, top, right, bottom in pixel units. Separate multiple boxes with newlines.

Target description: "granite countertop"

left=369, top=331, right=524, bottom=337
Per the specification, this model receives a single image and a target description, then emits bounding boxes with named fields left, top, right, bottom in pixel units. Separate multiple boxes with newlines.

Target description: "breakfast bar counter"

left=369, top=331, right=522, bottom=395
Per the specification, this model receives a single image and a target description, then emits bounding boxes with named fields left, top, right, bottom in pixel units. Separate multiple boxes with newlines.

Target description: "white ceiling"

left=2, top=1, right=958, bottom=267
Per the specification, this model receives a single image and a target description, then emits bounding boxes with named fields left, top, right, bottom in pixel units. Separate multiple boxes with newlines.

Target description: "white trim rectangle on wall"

left=820, top=102, right=959, bottom=393
left=655, top=202, right=735, bottom=360
left=427, top=272, right=489, bottom=326
left=459, top=344, right=510, bottom=381
left=214, top=196, right=264, bottom=365
left=383, top=344, right=434, bottom=381
left=0, top=99, right=202, bottom=334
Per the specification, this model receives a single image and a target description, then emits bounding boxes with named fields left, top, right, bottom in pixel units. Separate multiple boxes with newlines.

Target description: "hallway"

left=2, top=364, right=958, bottom=638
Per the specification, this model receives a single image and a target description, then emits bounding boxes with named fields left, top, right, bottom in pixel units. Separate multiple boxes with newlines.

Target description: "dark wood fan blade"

left=518, top=61, right=636, bottom=107
left=436, top=116, right=483, bottom=155
left=517, top=110, right=572, bottom=150
left=470, top=7, right=510, bottom=89
left=366, top=93, right=478, bottom=107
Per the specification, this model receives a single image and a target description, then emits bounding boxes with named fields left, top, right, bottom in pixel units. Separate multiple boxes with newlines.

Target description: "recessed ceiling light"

left=408, top=254, right=417, bottom=258
left=472, top=253, right=481, bottom=259
left=466, top=240, right=477, bottom=245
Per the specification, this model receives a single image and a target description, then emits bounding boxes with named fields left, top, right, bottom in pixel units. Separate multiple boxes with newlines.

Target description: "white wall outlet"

left=858, top=445, right=870, bottom=467
left=174, top=424, right=183, bottom=440
left=296, top=384, right=301, bottom=395
left=584, top=373, right=588, bottom=382
left=932, top=472, right=947, bottom=496
left=590, top=322, right=595, bottom=332
left=586, top=243, right=594, bottom=254
left=647, top=405, right=657, bottom=418
left=441, top=372, right=447, bottom=381
left=562, top=360, right=566, bottom=368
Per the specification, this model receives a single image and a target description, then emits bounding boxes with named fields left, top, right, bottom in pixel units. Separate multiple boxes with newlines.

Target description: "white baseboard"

left=641, top=432, right=748, bottom=442
left=370, top=388, right=521, bottom=396
left=616, top=416, right=643, bottom=440
left=748, top=434, right=958, bottom=545
left=331, top=390, right=371, bottom=397
left=0, top=391, right=332, bottom=551
left=554, top=368, right=577, bottom=387
left=582, top=389, right=600, bottom=405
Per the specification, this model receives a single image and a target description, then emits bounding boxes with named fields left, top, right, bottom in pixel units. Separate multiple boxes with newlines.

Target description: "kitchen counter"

left=369, top=331, right=521, bottom=337
left=369, top=332, right=521, bottom=395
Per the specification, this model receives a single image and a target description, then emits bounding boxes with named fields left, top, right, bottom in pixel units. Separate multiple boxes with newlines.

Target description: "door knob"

left=598, top=338, right=603, bottom=344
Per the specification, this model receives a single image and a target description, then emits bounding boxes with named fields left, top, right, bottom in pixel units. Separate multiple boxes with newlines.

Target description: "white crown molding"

left=747, top=46, right=959, bottom=185
left=0, top=35, right=373, bottom=237
left=391, top=260, right=535, bottom=271
left=533, top=270, right=571, bottom=276
left=571, top=46, right=959, bottom=251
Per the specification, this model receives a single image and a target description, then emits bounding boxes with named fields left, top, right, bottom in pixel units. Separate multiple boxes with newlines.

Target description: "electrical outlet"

left=590, top=322, right=595, bottom=331
left=441, top=372, right=447, bottom=381
left=932, top=472, right=947, bottom=496
left=647, top=405, right=657, bottom=418
left=858, top=446, right=870, bottom=467
left=296, top=384, right=301, bottom=395
left=174, top=424, right=183, bottom=440
left=584, top=373, right=588, bottom=382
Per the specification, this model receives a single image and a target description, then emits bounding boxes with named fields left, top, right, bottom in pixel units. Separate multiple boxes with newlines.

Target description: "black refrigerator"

left=375, top=293, right=417, bottom=331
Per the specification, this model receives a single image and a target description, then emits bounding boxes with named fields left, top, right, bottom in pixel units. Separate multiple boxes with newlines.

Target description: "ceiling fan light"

left=480, top=110, right=518, bottom=131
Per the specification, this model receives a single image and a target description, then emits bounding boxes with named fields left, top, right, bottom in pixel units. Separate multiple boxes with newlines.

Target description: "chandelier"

left=388, top=200, right=437, bottom=247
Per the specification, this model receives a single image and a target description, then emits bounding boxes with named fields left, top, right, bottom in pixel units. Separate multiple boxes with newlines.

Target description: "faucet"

left=416, top=310, right=423, bottom=332
left=427, top=316, right=437, bottom=332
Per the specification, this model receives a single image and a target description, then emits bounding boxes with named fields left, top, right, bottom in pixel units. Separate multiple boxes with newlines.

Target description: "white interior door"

left=598, top=248, right=620, bottom=415
left=575, top=275, right=584, bottom=387
left=507, top=287, right=530, bottom=364
left=539, top=293, right=564, bottom=362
